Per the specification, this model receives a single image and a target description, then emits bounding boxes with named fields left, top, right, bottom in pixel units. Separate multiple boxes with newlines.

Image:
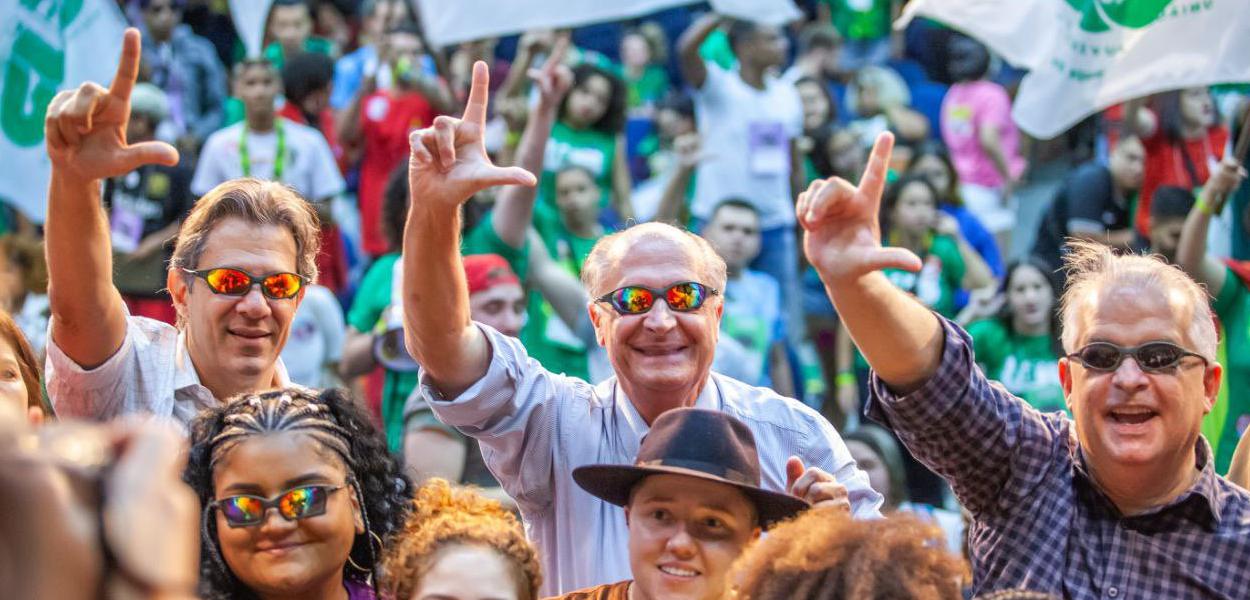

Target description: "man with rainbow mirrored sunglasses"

left=399, top=60, right=882, bottom=597
left=43, top=29, right=318, bottom=426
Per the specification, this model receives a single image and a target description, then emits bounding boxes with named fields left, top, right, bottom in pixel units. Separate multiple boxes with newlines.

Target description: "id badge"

left=748, top=121, right=788, bottom=176
left=110, top=201, right=145, bottom=253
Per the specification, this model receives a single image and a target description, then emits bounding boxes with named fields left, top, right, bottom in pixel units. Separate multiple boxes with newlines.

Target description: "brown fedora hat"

left=572, top=408, right=809, bottom=529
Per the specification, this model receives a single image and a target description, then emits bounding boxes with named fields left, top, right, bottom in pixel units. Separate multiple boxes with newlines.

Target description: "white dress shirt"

left=47, top=314, right=293, bottom=426
left=420, top=324, right=883, bottom=596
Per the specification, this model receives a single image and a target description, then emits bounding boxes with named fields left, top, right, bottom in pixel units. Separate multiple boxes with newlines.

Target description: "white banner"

left=0, top=0, right=127, bottom=223
left=417, top=0, right=802, bottom=48
left=899, top=0, right=1250, bottom=139
left=230, top=0, right=275, bottom=59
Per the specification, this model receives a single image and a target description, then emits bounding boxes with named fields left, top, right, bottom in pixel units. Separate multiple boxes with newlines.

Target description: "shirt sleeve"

left=190, top=134, right=225, bottom=196
left=1213, top=265, right=1244, bottom=319
left=797, top=407, right=886, bottom=518
left=307, top=131, right=347, bottom=200
left=971, top=83, right=1012, bottom=134
left=45, top=316, right=168, bottom=420
left=418, top=323, right=582, bottom=512
left=346, top=260, right=391, bottom=332
left=864, top=315, right=1072, bottom=517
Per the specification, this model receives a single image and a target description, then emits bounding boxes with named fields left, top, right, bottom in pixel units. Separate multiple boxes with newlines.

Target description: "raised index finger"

left=545, top=35, right=570, bottom=75
left=857, top=131, right=895, bottom=204
left=462, top=61, right=491, bottom=126
left=108, top=28, right=142, bottom=101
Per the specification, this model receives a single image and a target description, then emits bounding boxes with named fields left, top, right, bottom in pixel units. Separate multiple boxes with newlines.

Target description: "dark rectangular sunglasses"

left=595, top=281, right=719, bottom=315
left=1067, top=341, right=1208, bottom=373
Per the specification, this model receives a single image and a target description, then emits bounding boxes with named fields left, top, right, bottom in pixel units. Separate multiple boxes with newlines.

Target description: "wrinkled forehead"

left=603, top=234, right=707, bottom=292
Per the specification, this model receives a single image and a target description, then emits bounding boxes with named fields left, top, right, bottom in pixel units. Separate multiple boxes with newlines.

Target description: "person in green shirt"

left=963, top=259, right=1066, bottom=414
left=617, top=24, right=672, bottom=113
left=880, top=174, right=995, bottom=318
left=818, top=0, right=902, bottom=71
left=264, top=0, right=337, bottom=73
left=1174, top=156, right=1248, bottom=473
left=534, top=64, right=633, bottom=248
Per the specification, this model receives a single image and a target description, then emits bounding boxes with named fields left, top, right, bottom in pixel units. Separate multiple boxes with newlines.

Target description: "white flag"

left=230, top=0, right=276, bottom=59
left=900, top=0, right=1250, bottom=139
left=0, top=0, right=127, bottom=223
left=416, top=0, right=802, bottom=49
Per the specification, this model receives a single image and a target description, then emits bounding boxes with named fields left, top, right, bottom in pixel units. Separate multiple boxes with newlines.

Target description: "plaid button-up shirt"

left=866, top=316, right=1250, bottom=599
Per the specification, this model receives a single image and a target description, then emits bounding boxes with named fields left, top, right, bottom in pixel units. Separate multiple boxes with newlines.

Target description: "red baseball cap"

left=463, top=254, right=520, bottom=295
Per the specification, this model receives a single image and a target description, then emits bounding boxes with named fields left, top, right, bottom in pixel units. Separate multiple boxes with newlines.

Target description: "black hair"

left=185, top=388, right=413, bottom=600
left=384, top=20, right=422, bottom=38
left=1155, top=88, right=1217, bottom=143
left=382, top=161, right=491, bottom=251
left=1150, top=185, right=1197, bottom=220
left=906, top=141, right=963, bottom=207
left=946, top=33, right=990, bottom=83
left=726, top=19, right=759, bottom=55
left=795, top=76, right=838, bottom=133
left=559, top=63, right=627, bottom=134
left=997, top=257, right=1064, bottom=357
left=656, top=91, right=695, bottom=121
left=709, top=197, right=761, bottom=222
left=281, top=52, right=335, bottom=104
left=270, top=0, right=309, bottom=10
left=880, top=173, right=941, bottom=235
left=138, top=0, right=186, bottom=10
left=842, top=425, right=908, bottom=508
left=798, top=23, right=841, bottom=54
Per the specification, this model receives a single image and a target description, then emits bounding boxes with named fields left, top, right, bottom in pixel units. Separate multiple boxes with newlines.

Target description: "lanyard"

left=240, top=119, right=286, bottom=180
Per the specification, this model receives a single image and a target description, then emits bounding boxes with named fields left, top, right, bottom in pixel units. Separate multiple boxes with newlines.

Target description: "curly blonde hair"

left=381, top=479, right=541, bottom=599
left=728, top=507, right=969, bottom=599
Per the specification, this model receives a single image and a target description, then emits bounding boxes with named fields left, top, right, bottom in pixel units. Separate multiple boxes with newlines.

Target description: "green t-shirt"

left=347, top=219, right=528, bottom=452
left=1209, top=267, right=1250, bottom=473
left=263, top=37, right=336, bottom=72
left=825, top=0, right=893, bottom=41
left=623, top=65, right=671, bottom=109
left=883, top=234, right=966, bottom=318
left=967, top=319, right=1067, bottom=414
left=535, top=121, right=617, bottom=254
left=519, top=233, right=600, bottom=380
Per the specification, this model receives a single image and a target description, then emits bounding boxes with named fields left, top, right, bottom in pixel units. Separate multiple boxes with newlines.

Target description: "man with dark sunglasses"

left=43, top=29, right=319, bottom=426
left=400, top=61, right=880, bottom=597
left=806, top=131, right=1250, bottom=598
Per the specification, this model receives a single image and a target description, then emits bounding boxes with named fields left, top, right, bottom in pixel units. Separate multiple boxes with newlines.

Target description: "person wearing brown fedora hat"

left=549, top=408, right=813, bottom=600
left=400, top=61, right=881, bottom=597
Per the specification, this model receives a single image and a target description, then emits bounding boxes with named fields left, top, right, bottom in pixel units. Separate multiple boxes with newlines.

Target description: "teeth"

left=660, top=566, right=698, bottom=577
left=1112, top=407, right=1153, bottom=415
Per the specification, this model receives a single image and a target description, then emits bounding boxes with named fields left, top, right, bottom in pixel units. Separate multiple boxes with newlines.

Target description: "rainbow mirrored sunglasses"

left=182, top=267, right=306, bottom=300
left=212, top=484, right=345, bottom=528
left=594, top=282, right=719, bottom=315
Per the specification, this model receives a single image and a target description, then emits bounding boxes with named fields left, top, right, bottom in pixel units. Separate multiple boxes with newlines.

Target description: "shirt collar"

left=1073, top=437, right=1225, bottom=529
left=610, top=374, right=721, bottom=435
left=173, top=329, right=293, bottom=396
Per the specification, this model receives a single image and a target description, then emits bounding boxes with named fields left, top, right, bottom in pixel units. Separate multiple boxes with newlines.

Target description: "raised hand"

left=408, top=61, right=537, bottom=208
left=1203, top=158, right=1248, bottom=214
left=799, top=132, right=922, bottom=283
left=786, top=456, right=851, bottom=511
left=531, top=35, right=573, bottom=108
left=44, top=28, right=179, bottom=184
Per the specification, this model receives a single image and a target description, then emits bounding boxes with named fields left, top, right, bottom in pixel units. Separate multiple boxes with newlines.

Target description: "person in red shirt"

left=1125, top=87, right=1228, bottom=237
left=338, top=22, right=450, bottom=257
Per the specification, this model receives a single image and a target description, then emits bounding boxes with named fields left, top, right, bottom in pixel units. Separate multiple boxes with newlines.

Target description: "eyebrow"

left=221, top=472, right=336, bottom=496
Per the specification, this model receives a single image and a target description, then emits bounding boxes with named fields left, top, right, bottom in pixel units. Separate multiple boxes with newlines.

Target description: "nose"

left=643, top=299, right=678, bottom=333
left=235, top=286, right=273, bottom=319
left=501, top=309, right=525, bottom=337
left=257, top=506, right=297, bottom=536
left=664, top=526, right=697, bottom=559
left=1111, top=355, right=1151, bottom=391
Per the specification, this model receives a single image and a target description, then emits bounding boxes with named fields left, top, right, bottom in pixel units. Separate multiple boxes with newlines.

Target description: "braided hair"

left=184, top=388, right=413, bottom=600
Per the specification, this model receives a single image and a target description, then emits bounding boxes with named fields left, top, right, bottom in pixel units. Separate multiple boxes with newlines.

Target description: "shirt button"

left=1108, top=587, right=1119, bottom=598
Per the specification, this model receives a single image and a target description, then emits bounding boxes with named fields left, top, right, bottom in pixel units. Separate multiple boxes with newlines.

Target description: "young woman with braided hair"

left=185, top=387, right=413, bottom=599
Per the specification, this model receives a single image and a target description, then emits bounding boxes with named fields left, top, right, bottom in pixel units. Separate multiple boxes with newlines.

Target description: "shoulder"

left=714, top=373, right=831, bottom=439
left=929, top=233, right=961, bottom=257
left=551, top=580, right=633, bottom=600
left=202, top=124, right=241, bottom=150
left=285, top=120, right=328, bottom=144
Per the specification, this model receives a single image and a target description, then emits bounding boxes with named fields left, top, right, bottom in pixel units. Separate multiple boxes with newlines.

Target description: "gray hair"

left=1060, top=240, right=1217, bottom=359
left=580, top=222, right=727, bottom=297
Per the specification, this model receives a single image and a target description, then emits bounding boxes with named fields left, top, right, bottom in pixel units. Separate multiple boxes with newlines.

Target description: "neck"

left=895, top=229, right=927, bottom=253
left=256, top=573, right=350, bottom=600
left=1085, top=448, right=1201, bottom=516
left=246, top=112, right=276, bottom=133
left=739, top=63, right=767, bottom=89
left=1180, top=122, right=1206, bottom=140
left=1011, top=315, right=1048, bottom=337
left=187, top=345, right=277, bottom=402
left=153, top=29, right=173, bottom=43
left=620, top=375, right=707, bottom=425
left=625, top=63, right=644, bottom=78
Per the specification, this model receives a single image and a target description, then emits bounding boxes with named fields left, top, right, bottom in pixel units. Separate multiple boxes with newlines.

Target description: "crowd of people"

left=2, top=0, right=1250, bottom=597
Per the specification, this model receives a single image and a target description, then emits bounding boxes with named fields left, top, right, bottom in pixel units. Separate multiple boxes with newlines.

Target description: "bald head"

left=581, top=223, right=728, bottom=297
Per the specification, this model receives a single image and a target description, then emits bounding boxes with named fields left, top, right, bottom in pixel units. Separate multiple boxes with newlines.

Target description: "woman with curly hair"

left=727, top=506, right=968, bottom=599
left=185, top=387, right=413, bottom=599
left=382, top=478, right=541, bottom=600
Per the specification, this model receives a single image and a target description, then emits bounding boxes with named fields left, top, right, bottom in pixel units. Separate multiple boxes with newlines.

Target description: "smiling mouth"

left=658, top=565, right=700, bottom=578
left=1108, top=407, right=1157, bottom=425
left=229, top=329, right=271, bottom=340
left=637, top=346, right=686, bottom=357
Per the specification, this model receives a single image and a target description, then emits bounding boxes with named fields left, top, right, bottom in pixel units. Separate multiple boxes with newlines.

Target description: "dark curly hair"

left=184, top=387, right=413, bottom=600
left=559, top=63, right=627, bottom=134
left=382, top=478, right=541, bottom=600
left=728, top=507, right=969, bottom=599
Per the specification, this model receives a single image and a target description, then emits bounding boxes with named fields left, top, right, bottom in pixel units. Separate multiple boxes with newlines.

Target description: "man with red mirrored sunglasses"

left=400, top=61, right=881, bottom=596
left=43, top=29, right=320, bottom=426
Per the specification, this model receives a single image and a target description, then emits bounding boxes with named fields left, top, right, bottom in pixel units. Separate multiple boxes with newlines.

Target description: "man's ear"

left=1059, top=357, right=1074, bottom=412
left=589, top=303, right=608, bottom=348
left=168, top=269, right=189, bottom=322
